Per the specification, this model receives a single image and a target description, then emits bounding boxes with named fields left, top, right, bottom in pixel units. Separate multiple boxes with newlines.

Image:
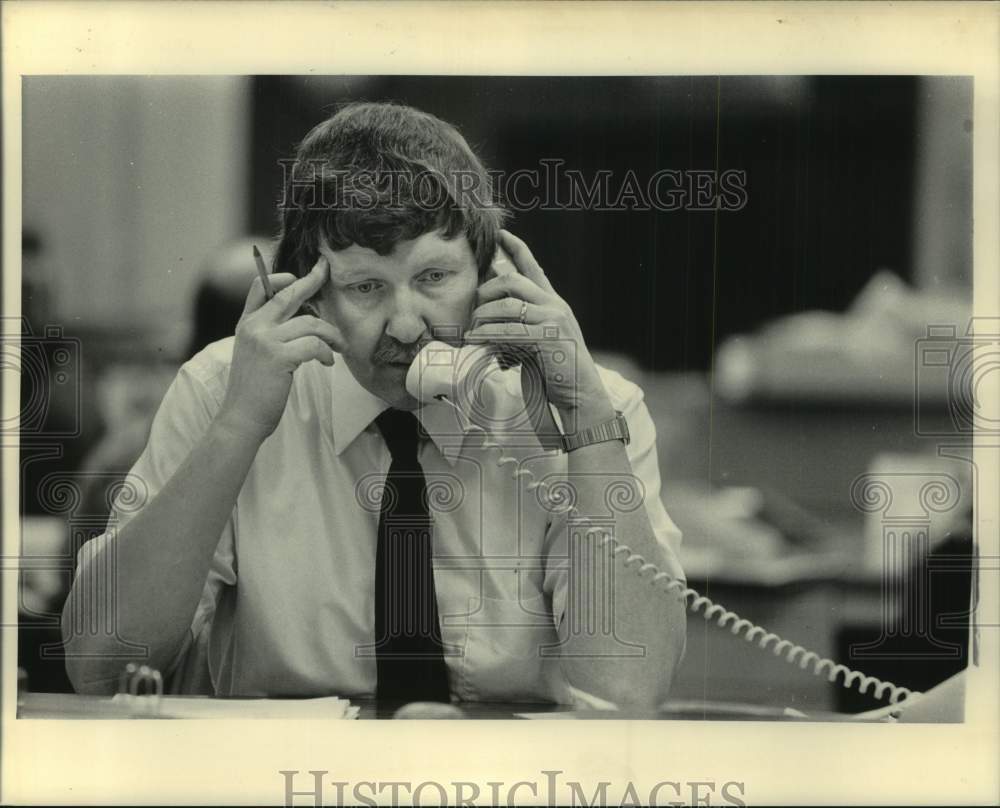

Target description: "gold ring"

left=518, top=300, right=528, bottom=323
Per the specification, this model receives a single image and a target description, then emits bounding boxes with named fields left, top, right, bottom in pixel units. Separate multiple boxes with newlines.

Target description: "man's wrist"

left=212, top=409, right=271, bottom=447
left=557, top=390, right=616, bottom=434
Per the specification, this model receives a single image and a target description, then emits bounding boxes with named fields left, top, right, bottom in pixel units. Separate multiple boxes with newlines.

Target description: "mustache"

left=371, top=339, right=429, bottom=365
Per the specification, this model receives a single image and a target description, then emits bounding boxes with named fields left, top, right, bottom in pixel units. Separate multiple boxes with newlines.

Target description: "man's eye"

left=352, top=281, right=381, bottom=294
left=422, top=270, right=448, bottom=283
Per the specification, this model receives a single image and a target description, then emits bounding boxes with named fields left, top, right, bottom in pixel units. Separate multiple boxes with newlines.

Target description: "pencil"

left=253, top=244, right=274, bottom=300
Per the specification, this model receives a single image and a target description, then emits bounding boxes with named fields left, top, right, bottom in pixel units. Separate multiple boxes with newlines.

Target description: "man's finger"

left=464, top=322, right=542, bottom=342
left=273, top=314, right=345, bottom=354
left=499, top=230, right=556, bottom=294
left=263, top=257, right=329, bottom=321
left=242, top=273, right=298, bottom=315
left=281, top=335, right=337, bottom=367
left=470, top=299, right=546, bottom=329
left=476, top=272, right=549, bottom=305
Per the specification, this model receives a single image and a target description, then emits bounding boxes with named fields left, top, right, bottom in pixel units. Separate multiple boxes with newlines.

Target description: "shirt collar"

left=329, top=356, right=470, bottom=466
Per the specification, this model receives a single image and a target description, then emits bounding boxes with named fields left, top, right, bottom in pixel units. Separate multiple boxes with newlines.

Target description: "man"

left=62, top=102, right=686, bottom=708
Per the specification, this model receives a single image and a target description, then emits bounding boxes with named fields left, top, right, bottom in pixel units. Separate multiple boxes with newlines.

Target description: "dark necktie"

left=373, top=408, right=450, bottom=704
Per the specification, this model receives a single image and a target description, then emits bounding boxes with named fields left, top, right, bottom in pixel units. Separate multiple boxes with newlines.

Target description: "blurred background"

left=17, top=75, right=976, bottom=713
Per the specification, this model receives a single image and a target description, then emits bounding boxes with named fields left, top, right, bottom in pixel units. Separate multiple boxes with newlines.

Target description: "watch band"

left=560, top=410, right=630, bottom=453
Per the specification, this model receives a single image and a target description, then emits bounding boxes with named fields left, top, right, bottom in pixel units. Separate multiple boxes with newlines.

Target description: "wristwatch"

left=560, top=410, right=630, bottom=453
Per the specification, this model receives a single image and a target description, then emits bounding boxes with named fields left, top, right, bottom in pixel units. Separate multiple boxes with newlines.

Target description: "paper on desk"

left=516, top=684, right=619, bottom=718
left=516, top=711, right=580, bottom=719
left=111, top=694, right=359, bottom=719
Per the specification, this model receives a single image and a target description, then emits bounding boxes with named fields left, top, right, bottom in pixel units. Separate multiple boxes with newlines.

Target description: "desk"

left=637, top=373, right=964, bottom=713
left=17, top=692, right=842, bottom=721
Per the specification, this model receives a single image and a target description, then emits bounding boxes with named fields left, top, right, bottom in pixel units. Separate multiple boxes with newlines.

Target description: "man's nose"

left=384, top=288, right=428, bottom=345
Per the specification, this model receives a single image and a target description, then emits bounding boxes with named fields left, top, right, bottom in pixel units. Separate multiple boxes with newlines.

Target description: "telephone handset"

left=481, top=244, right=530, bottom=372
left=406, top=245, right=565, bottom=449
left=405, top=250, right=919, bottom=710
left=403, top=245, right=518, bottom=401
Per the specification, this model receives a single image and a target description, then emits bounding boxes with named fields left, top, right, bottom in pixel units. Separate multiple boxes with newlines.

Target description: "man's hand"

left=465, top=230, right=613, bottom=428
left=63, top=261, right=344, bottom=691
left=218, top=257, right=343, bottom=443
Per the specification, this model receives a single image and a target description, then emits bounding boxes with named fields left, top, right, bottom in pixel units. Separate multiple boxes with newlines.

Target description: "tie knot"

left=375, top=408, right=422, bottom=464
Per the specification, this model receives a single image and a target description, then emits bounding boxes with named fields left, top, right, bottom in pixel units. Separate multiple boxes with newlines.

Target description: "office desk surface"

left=17, top=692, right=840, bottom=721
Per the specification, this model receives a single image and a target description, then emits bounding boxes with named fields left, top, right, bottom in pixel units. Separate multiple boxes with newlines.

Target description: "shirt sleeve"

left=542, top=366, right=685, bottom=629
left=72, top=349, right=237, bottom=685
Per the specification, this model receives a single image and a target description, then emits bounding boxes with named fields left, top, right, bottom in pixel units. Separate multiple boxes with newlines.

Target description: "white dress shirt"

left=75, top=337, right=684, bottom=702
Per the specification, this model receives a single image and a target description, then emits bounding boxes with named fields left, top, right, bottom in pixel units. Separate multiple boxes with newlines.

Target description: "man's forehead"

left=318, top=231, right=473, bottom=275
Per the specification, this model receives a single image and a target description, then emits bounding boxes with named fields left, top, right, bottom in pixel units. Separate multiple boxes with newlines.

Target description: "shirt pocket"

left=460, top=593, right=561, bottom=702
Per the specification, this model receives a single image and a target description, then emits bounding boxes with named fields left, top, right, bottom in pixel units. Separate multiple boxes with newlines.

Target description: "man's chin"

left=374, top=364, right=421, bottom=410
left=382, top=390, right=421, bottom=411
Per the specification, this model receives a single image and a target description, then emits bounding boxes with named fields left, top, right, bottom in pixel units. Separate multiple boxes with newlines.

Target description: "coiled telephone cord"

left=447, top=402, right=919, bottom=708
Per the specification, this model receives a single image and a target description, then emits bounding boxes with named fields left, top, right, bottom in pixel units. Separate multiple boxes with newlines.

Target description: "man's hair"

left=274, top=101, right=508, bottom=280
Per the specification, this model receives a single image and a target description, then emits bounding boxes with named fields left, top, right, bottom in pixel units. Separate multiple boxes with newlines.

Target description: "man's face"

left=315, top=229, right=480, bottom=409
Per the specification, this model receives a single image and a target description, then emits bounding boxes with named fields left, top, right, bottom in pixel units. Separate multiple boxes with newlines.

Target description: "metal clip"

left=116, top=663, right=163, bottom=715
